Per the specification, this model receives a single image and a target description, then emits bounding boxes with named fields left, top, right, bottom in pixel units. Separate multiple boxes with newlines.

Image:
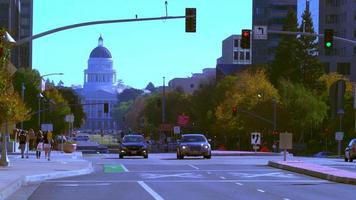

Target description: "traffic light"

left=324, top=29, right=334, bottom=49
left=104, top=103, right=109, bottom=113
left=185, top=8, right=196, bottom=33
left=241, top=29, right=251, bottom=49
left=232, top=106, right=238, bottom=117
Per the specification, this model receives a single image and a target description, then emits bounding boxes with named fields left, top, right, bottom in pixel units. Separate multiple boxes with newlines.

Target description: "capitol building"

left=79, top=36, right=119, bottom=131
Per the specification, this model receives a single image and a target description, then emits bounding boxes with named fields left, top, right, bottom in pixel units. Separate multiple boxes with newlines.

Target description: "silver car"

left=345, top=138, right=356, bottom=162
left=177, top=134, right=211, bottom=159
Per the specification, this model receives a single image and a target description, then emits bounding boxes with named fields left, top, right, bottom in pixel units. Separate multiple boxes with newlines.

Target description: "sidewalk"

left=0, top=151, right=93, bottom=200
left=268, top=160, right=356, bottom=185
left=212, top=150, right=279, bottom=156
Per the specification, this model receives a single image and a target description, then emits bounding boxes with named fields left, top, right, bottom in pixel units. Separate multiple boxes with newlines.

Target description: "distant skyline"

left=33, top=1, right=252, bottom=89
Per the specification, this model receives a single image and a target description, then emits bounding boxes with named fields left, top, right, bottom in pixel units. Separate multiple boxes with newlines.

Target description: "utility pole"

left=162, top=76, right=166, bottom=124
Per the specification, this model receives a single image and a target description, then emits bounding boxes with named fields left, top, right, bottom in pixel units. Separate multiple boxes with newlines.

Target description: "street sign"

left=253, top=25, right=268, bottom=40
left=65, top=114, right=74, bottom=123
left=159, top=123, right=173, bottom=132
left=251, top=132, right=261, bottom=145
left=173, top=126, right=181, bottom=134
left=6, top=61, right=17, bottom=76
left=41, top=123, right=53, bottom=131
left=177, top=115, right=190, bottom=126
left=335, top=132, right=344, bottom=141
left=279, top=132, right=293, bottom=149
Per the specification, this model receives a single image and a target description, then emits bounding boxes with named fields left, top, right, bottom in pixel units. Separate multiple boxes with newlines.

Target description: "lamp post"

left=0, top=31, right=16, bottom=166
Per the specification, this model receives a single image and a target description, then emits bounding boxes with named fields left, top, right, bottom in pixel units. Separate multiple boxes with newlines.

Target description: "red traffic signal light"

left=324, top=29, right=334, bottom=49
left=241, top=29, right=251, bottom=49
left=185, top=8, right=196, bottom=33
left=232, top=106, right=238, bottom=117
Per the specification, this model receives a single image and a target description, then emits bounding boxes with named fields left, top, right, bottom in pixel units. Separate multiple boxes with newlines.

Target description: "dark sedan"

left=177, top=134, right=211, bottom=159
left=119, top=135, right=148, bottom=159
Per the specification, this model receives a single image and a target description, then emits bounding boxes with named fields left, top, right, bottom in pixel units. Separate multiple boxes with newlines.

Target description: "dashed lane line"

left=257, top=189, right=265, bottom=193
left=138, top=181, right=164, bottom=200
left=235, top=182, right=243, bottom=186
left=121, top=164, right=129, bottom=172
left=220, top=176, right=226, bottom=180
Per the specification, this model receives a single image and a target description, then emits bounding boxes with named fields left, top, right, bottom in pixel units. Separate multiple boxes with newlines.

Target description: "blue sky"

left=33, top=0, right=252, bottom=89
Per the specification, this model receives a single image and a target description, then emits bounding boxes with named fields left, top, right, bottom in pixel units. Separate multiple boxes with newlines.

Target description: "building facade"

left=218, top=35, right=252, bottom=65
left=252, top=0, right=297, bottom=65
left=168, top=68, right=216, bottom=94
left=319, top=0, right=356, bottom=80
left=80, top=36, right=118, bottom=131
left=0, top=0, right=33, bottom=68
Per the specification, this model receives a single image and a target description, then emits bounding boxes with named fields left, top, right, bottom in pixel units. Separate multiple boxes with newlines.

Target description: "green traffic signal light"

left=326, top=42, right=332, bottom=48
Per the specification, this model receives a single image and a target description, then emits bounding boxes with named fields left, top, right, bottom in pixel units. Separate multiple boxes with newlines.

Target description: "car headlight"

left=203, top=145, right=209, bottom=149
left=181, top=145, right=187, bottom=150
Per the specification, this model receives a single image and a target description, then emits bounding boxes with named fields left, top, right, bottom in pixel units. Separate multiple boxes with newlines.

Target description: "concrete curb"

left=0, top=162, right=93, bottom=200
left=212, top=152, right=279, bottom=156
left=268, top=161, right=356, bottom=185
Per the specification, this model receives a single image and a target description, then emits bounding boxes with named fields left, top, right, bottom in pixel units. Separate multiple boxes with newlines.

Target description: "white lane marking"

left=57, top=183, right=111, bottom=187
left=235, top=182, right=243, bottom=186
left=47, top=179, right=328, bottom=183
left=220, top=176, right=226, bottom=180
left=257, top=189, right=265, bottom=193
left=141, top=173, right=203, bottom=179
left=229, top=172, right=296, bottom=178
left=283, top=198, right=291, bottom=200
left=188, top=164, right=199, bottom=170
left=138, top=181, right=164, bottom=200
left=121, top=164, right=129, bottom=172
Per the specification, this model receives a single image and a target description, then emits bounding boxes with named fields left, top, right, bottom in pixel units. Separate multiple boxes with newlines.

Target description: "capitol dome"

left=89, top=35, right=112, bottom=58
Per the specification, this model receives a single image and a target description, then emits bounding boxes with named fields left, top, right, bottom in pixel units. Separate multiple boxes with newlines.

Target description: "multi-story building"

left=319, top=0, right=356, bottom=80
left=168, top=68, right=216, bottom=94
left=216, top=34, right=252, bottom=80
left=252, top=0, right=297, bottom=65
left=79, top=36, right=118, bottom=131
left=0, top=0, right=33, bottom=68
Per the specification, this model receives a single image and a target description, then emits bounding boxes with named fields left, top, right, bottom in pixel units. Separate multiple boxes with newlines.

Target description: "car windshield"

left=181, top=135, right=206, bottom=143
left=123, top=136, right=144, bottom=143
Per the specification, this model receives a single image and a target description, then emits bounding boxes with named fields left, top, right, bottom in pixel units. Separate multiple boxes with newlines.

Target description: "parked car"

left=74, top=135, right=90, bottom=141
left=313, top=151, right=331, bottom=158
left=345, top=139, right=356, bottom=162
left=119, top=135, right=148, bottom=159
left=176, top=134, right=211, bottom=159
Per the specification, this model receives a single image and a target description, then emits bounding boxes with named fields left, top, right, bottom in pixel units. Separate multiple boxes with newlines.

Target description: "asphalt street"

left=11, top=154, right=356, bottom=200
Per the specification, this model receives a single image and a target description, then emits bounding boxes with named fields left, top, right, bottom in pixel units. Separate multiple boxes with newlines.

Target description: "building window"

left=326, top=14, right=338, bottom=24
left=233, top=51, right=239, bottom=60
left=240, top=52, right=244, bottom=60
left=353, top=47, right=356, bottom=55
left=337, top=63, right=351, bottom=75
left=246, top=52, right=250, bottom=60
left=190, top=84, right=195, bottom=88
left=234, top=39, right=239, bottom=48
left=354, top=30, right=356, bottom=38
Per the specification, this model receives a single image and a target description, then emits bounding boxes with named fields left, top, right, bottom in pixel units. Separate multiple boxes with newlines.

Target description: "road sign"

left=173, top=126, right=181, bottom=134
left=335, top=132, right=344, bottom=141
left=159, top=123, right=173, bottom=132
left=253, top=25, right=268, bottom=40
left=251, top=132, right=261, bottom=145
left=65, top=114, right=74, bottom=123
left=279, top=132, right=293, bottom=149
left=41, top=124, right=53, bottom=131
left=177, top=115, right=190, bottom=126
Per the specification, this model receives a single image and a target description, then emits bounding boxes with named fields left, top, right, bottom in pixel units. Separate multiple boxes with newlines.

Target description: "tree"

left=298, top=5, right=324, bottom=91
left=57, top=87, right=86, bottom=128
left=269, top=8, right=302, bottom=85
left=117, top=88, right=143, bottom=102
left=145, top=82, right=156, bottom=93
left=0, top=28, right=29, bottom=131
left=12, top=68, right=42, bottom=130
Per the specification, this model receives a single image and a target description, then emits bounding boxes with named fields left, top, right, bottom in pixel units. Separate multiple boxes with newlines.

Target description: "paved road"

left=13, top=154, right=356, bottom=200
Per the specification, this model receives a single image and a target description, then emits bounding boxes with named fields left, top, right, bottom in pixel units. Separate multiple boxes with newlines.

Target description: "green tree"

left=57, top=87, right=86, bottom=128
left=269, top=8, right=302, bottom=85
left=298, top=5, right=324, bottom=91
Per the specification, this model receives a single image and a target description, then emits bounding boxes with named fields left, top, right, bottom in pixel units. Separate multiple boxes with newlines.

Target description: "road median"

left=268, top=160, right=356, bottom=185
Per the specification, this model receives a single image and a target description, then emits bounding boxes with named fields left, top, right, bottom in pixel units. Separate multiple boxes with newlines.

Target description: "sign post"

left=335, top=131, right=344, bottom=157
left=279, top=132, right=293, bottom=161
left=253, top=25, right=268, bottom=40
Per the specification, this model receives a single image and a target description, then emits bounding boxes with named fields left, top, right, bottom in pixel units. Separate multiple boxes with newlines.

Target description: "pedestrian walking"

left=43, top=131, right=53, bottom=161
left=28, top=128, right=36, bottom=150
left=36, top=130, right=44, bottom=159
left=36, top=138, right=43, bottom=159
left=18, top=130, right=27, bottom=159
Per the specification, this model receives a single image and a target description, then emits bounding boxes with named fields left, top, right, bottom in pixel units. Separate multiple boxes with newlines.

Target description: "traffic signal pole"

left=15, top=16, right=186, bottom=46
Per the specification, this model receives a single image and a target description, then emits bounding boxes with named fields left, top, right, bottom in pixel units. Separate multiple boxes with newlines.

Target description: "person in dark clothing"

left=19, top=130, right=27, bottom=159
left=36, top=131, right=44, bottom=159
